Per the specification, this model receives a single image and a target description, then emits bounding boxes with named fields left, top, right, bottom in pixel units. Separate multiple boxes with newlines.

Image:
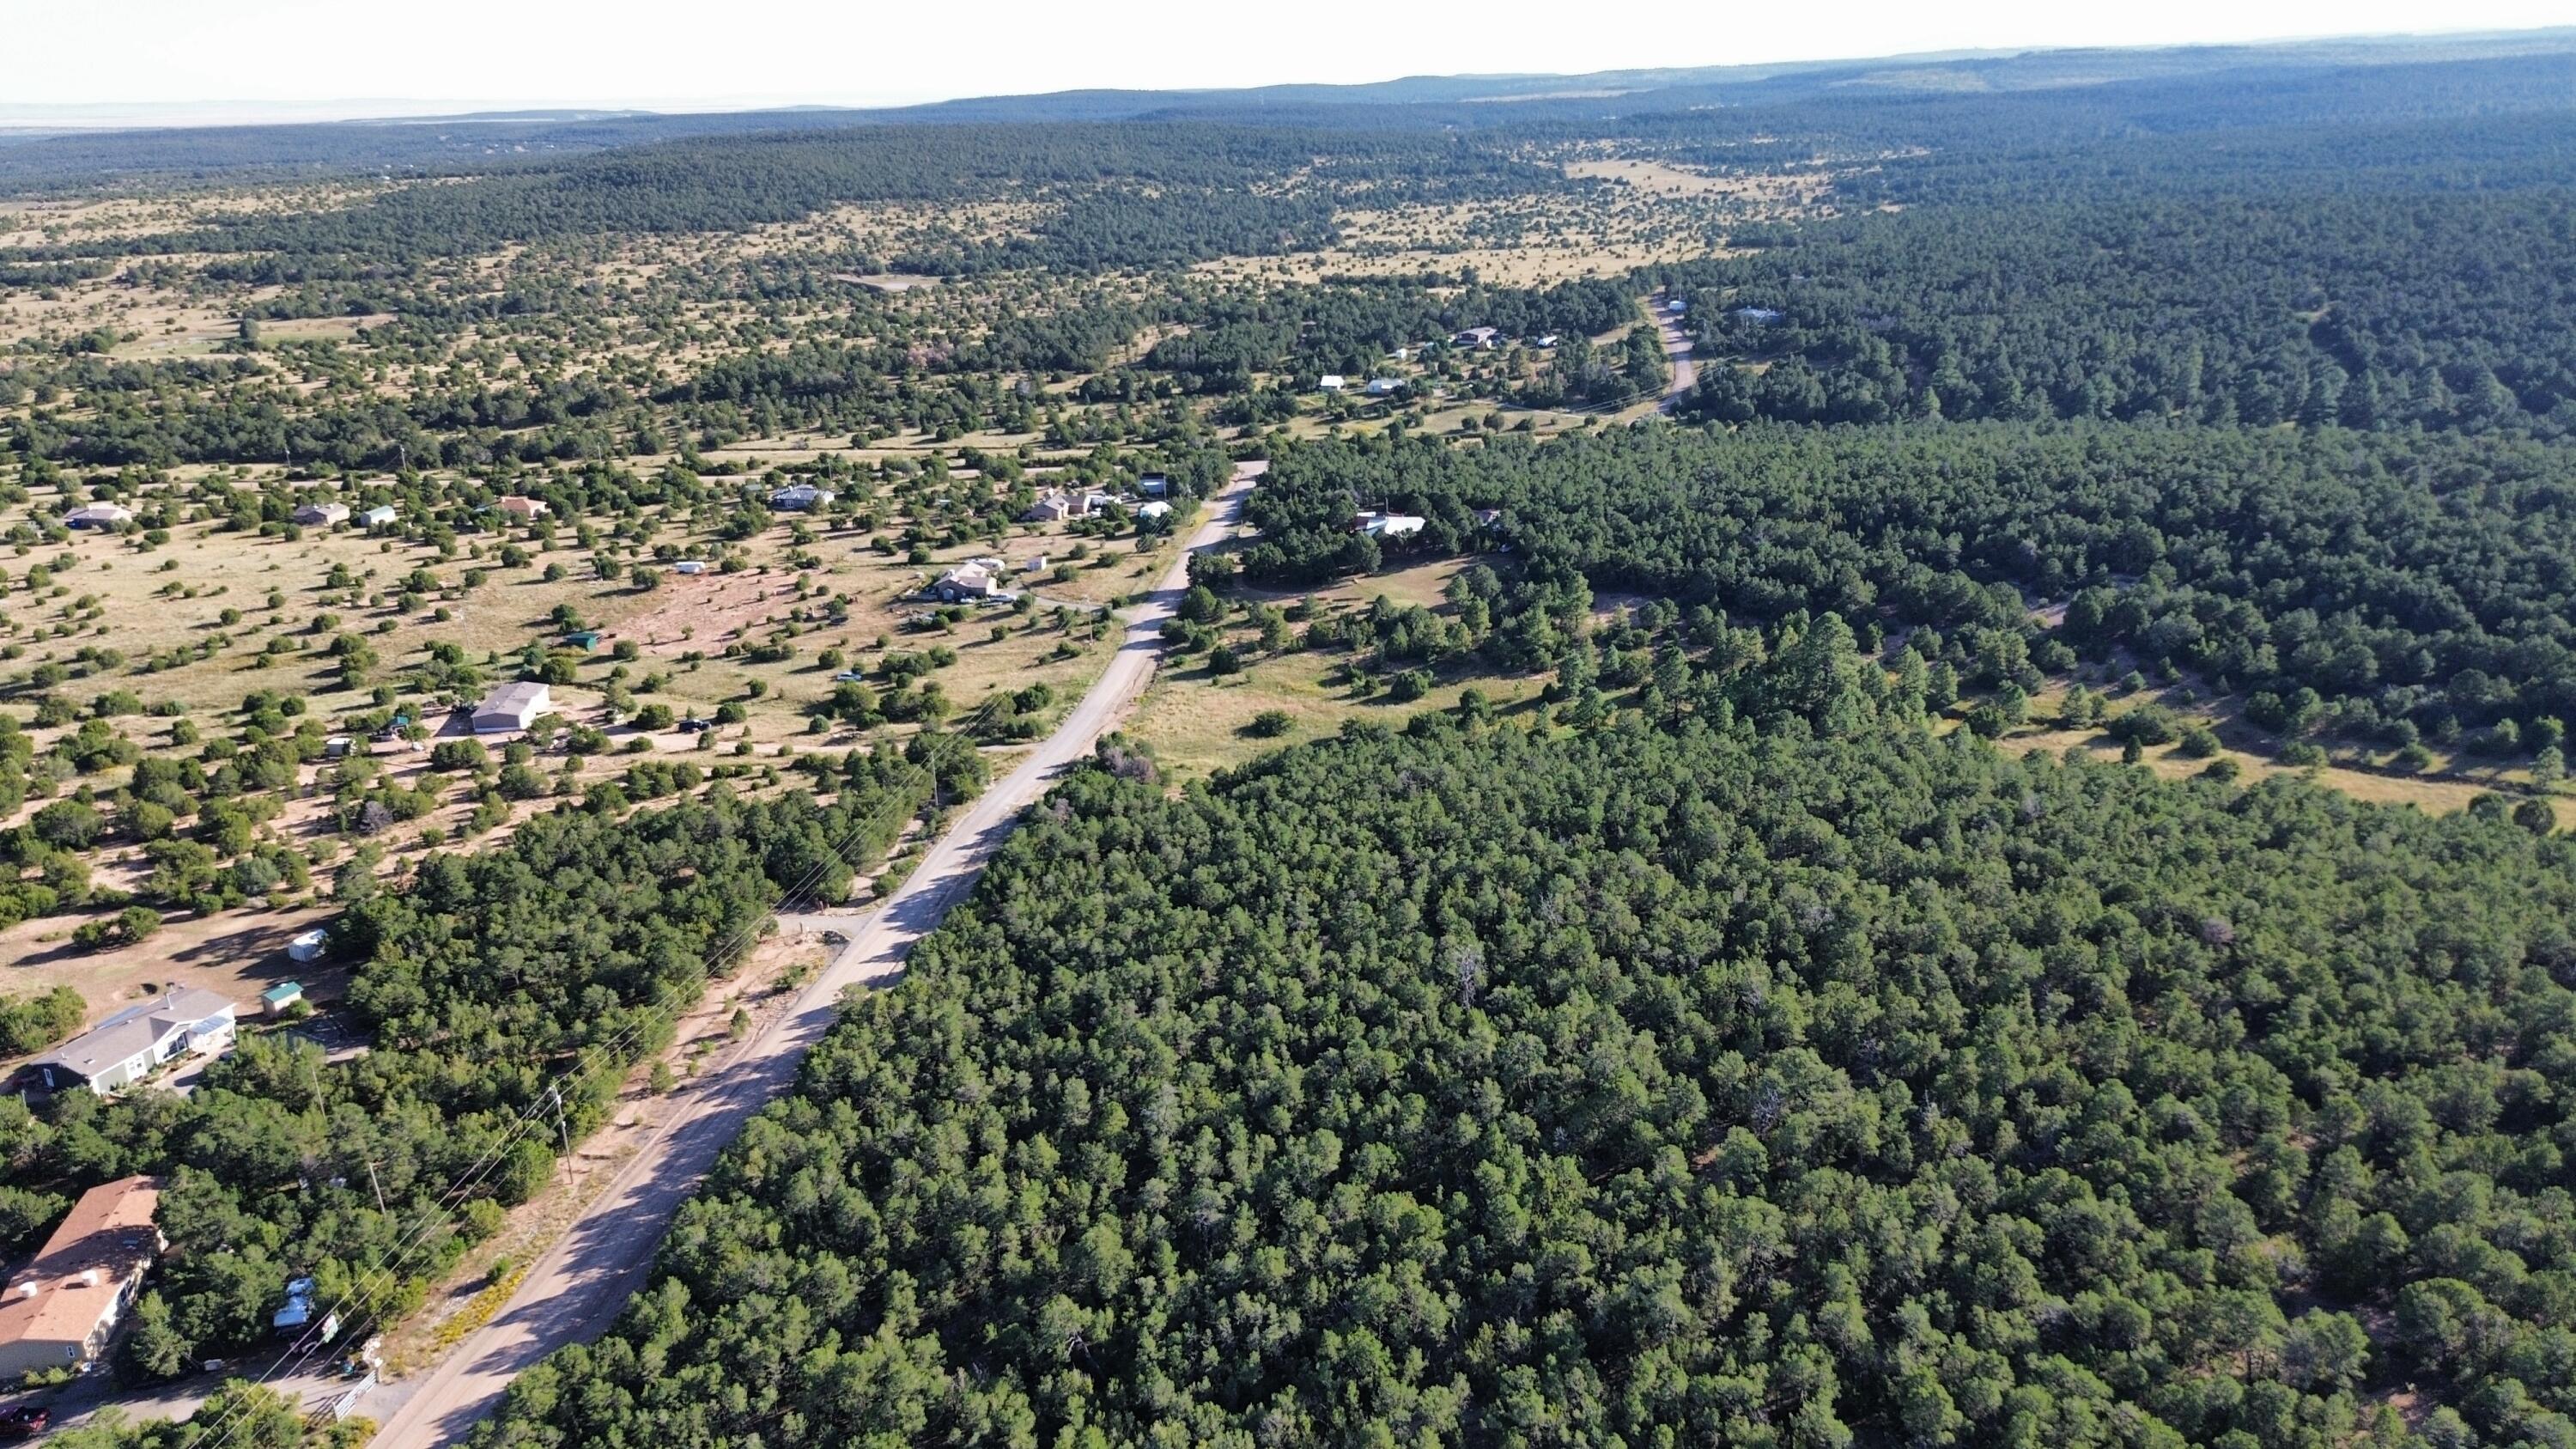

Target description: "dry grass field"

left=1997, top=720, right=2575, bottom=828
left=0, top=149, right=2559, bottom=1055
left=1126, top=647, right=1539, bottom=781
left=1, top=900, right=337, bottom=1020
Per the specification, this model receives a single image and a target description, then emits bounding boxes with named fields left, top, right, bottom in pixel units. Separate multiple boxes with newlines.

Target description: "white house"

left=1666, top=298, right=1687, bottom=314
left=292, top=502, right=350, bottom=527
left=26, top=989, right=239, bottom=1097
left=1365, top=377, right=1405, bottom=397
left=64, top=503, right=132, bottom=530
left=1452, top=327, right=1499, bottom=349
left=471, top=680, right=552, bottom=734
left=358, top=505, right=399, bottom=528
left=1359, top=513, right=1427, bottom=540
left=1137, top=501, right=1173, bottom=522
left=287, top=928, right=330, bottom=964
left=1318, top=374, right=1347, bottom=392
left=768, top=484, right=836, bottom=511
left=0, top=1176, right=163, bottom=1379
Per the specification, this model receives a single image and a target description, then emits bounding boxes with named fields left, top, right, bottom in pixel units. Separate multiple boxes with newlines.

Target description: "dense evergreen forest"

left=1636, top=76, right=2576, bottom=439
left=1138, top=277, right=1636, bottom=392
left=11, top=27, right=2576, bottom=1449
left=1668, top=187, right=2576, bottom=434
left=1245, top=423, right=2576, bottom=752
left=2, top=754, right=932, bottom=1376
left=479, top=705, right=2576, bottom=1447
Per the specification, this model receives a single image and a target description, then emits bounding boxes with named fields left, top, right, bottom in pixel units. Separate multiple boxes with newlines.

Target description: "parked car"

left=677, top=718, right=714, bottom=734
left=832, top=670, right=867, bottom=683
left=0, top=1405, right=52, bottom=1438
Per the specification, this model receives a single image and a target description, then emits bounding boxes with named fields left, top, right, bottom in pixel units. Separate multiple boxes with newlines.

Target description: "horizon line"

left=4, top=21, right=2567, bottom=133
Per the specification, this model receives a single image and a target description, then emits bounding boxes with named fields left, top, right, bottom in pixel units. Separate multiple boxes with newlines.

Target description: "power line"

left=184, top=788, right=912, bottom=1449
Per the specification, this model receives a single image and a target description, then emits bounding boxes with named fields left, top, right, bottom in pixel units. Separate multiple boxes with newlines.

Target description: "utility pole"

left=548, top=1084, right=573, bottom=1184
left=366, top=1157, right=387, bottom=1213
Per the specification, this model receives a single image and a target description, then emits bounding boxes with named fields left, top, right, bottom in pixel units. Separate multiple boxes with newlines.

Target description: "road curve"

left=365, top=461, right=1263, bottom=1447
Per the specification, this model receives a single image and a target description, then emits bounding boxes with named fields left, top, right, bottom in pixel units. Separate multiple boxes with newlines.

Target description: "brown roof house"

left=0, top=1175, right=163, bottom=1379
left=25, top=988, right=238, bottom=1097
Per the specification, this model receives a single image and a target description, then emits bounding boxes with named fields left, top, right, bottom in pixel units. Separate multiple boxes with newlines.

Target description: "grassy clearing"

left=1127, top=648, right=1537, bottom=782
left=2002, top=722, right=2576, bottom=829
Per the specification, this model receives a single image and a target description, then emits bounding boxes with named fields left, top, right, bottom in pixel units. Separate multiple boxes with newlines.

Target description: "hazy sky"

left=7, top=0, right=2570, bottom=119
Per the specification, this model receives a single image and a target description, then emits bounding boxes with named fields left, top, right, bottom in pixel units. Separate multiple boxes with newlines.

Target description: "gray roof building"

left=472, top=680, right=552, bottom=734
left=27, top=989, right=238, bottom=1096
left=768, top=484, right=836, bottom=510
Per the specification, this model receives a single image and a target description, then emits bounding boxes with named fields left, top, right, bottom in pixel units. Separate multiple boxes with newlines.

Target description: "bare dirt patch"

left=615, top=571, right=798, bottom=656
left=1, top=903, right=338, bottom=1040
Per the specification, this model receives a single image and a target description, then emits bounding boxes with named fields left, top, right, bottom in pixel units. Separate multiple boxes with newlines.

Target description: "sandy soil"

left=1, top=902, right=339, bottom=1038
left=613, top=570, right=799, bottom=656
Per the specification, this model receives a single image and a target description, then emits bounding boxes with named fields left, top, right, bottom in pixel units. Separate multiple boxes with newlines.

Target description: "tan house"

left=494, top=496, right=550, bottom=520
left=291, top=502, right=350, bottom=527
left=0, top=1176, right=163, bottom=1379
left=931, top=564, right=1000, bottom=602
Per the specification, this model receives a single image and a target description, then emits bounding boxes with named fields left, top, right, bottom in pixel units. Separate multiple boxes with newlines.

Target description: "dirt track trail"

left=362, top=461, right=1264, bottom=1447
left=1656, top=297, right=1695, bottom=409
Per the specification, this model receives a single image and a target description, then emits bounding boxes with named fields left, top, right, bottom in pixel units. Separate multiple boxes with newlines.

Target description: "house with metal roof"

left=24, top=989, right=237, bottom=1097
left=768, top=484, right=836, bottom=511
left=472, top=680, right=552, bottom=734
left=64, top=503, right=132, bottom=530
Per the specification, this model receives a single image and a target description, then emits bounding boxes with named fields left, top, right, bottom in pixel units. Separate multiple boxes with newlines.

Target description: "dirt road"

left=1655, top=298, right=1696, bottom=410
left=362, top=462, right=1262, bottom=1447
